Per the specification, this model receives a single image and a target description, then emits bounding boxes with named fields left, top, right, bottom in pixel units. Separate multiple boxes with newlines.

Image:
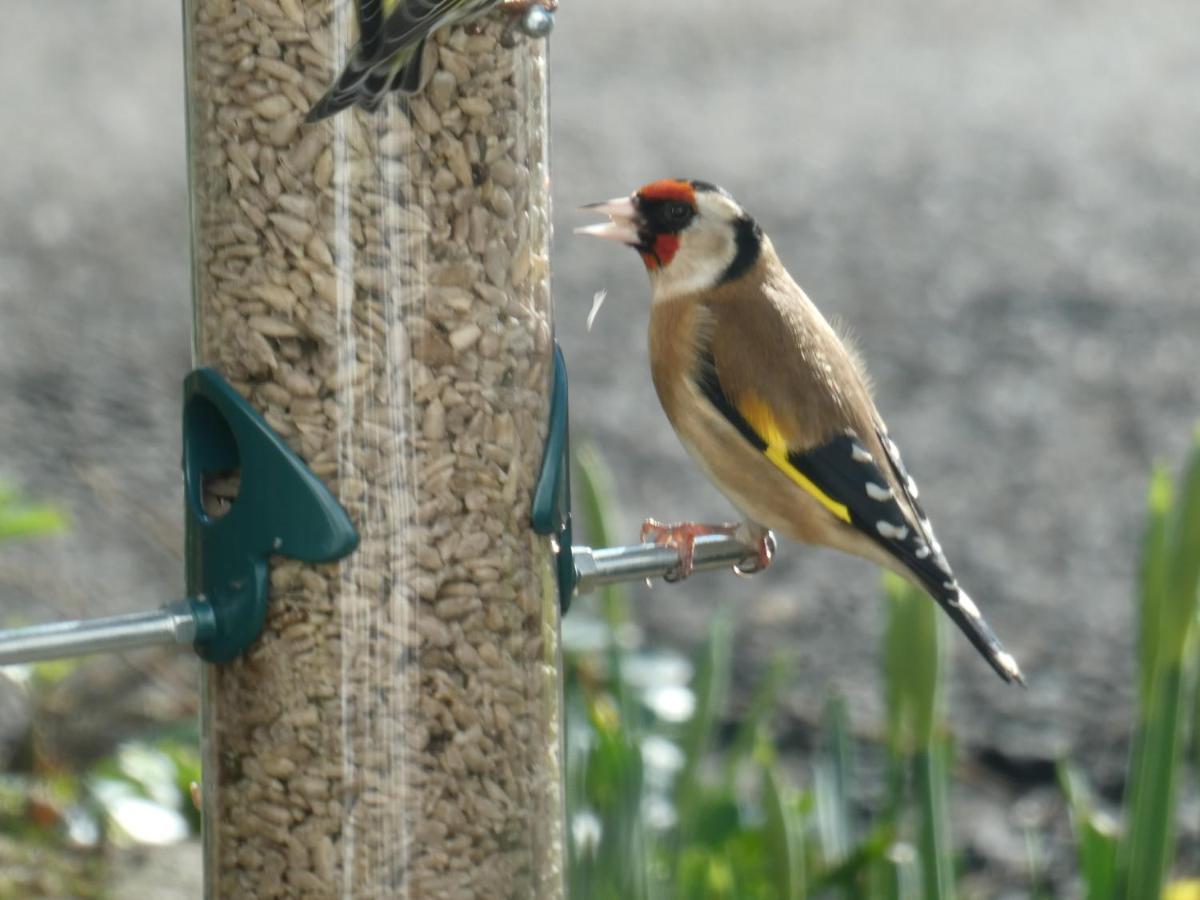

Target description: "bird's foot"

left=500, top=0, right=558, bottom=12
left=733, top=526, right=776, bottom=577
left=640, top=519, right=775, bottom=582
left=471, top=0, right=551, bottom=34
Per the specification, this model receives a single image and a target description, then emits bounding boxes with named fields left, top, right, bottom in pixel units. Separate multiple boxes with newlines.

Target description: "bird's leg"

left=640, top=519, right=775, bottom=582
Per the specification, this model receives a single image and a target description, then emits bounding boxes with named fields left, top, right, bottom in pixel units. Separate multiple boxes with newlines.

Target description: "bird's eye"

left=664, top=202, right=692, bottom=225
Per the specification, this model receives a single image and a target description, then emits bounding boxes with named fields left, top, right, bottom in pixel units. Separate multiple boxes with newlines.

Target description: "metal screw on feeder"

left=0, top=368, right=358, bottom=669
left=520, top=4, right=555, bottom=38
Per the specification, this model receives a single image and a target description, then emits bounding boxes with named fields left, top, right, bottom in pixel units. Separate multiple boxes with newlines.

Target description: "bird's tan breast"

left=647, top=298, right=705, bottom=424
left=647, top=297, right=848, bottom=544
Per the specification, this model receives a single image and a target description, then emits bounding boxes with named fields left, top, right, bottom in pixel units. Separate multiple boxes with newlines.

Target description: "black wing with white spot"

left=376, top=0, right=491, bottom=64
left=789, top=431, right=1024, bottom=684
left=357, top=0, right=385, bottom=57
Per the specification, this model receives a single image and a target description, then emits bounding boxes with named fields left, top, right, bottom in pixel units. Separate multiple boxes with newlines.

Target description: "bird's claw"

left=640, top=519, right=774, bottom=582
left=733, top=529, right=776, bottom=577
left=500, top=0, right=557, bottom=13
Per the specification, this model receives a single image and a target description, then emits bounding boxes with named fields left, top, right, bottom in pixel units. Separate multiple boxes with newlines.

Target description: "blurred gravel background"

left=1, top=0, right=1198, bottom=888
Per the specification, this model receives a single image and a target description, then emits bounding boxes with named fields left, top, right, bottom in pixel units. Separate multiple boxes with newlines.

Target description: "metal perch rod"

left=572, top=533, right=761, bottom=595
left=0, top=534, right=762, bottom=666
left=0, top=601, right=198, bottom=666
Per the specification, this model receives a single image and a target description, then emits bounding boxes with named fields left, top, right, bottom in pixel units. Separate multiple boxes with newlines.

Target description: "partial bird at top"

left=306, top=0, right=556, bottom=122
left=578, top=178, right=1024, bottom=685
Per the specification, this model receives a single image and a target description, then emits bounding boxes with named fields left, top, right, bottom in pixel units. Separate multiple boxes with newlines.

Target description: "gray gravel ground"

left=2, top=0, right=1199, bottom=891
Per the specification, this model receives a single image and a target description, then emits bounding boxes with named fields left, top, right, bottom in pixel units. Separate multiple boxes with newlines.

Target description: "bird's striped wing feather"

left=377, top=0, right=484, bottom=61
left=357, top=0, right=386, bottom=56
left=694, top=352, right=1023, bottom=683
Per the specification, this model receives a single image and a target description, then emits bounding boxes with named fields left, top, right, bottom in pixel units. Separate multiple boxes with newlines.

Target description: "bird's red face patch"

left=635, top=180, right=696, bottom=269
left=640, top=234, right=681, bottom=270
left=636, top=179, right=697, bottom=206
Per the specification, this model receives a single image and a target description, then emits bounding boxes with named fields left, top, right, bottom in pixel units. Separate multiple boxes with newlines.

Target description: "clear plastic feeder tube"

left=183, top=2, right=563, bottom=895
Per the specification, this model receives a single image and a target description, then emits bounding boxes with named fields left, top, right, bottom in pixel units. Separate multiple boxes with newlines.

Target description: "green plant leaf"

left=761, top=763, right=805, bottom=900
left=813, top=694, right=854, bottom=868
left=1120, top=434, right=1200, bottom=899
left=1167, top=428, right=1200, bottom=612
left=721, top=653, right=791, bottom=789
left=1139, top=467, right=1173, bottom=703
left=914, top=738, right=955, bottom=900
left=1058, top=763, right=1119, bottom=900
left=883, top=574, right=943, bottom=755
left=0, top=484, right=67, bottom=541
left=574, top=442, right=630, bottom=630
left=1120, top=664, right=1187, bottom=899
left=670, top=609, right=734, bottom=891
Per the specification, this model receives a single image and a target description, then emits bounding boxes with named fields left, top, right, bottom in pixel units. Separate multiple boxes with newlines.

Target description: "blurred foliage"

left=569, top=431, right=1200, bottom=900
left=0, top=654, right=200, bottom=899
left=1063, top=428, right=1200, bottom=900
left=2, top=434, right=1199, bottom=897
left=0, top=483, right=66, bottom=543
left=566, top=446, right=959, bottom=899
left=1, top=484, right=198, bottom=897
left=0, top=674, right=200, bottom=899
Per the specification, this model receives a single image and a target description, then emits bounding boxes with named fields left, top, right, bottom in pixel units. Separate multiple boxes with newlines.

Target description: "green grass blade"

left=671, top=609, right=734, bottom=888
left=761, top=763, right=806, bottom=900
left=868, top=842, right=919, bottom=900
left=1058, top=763, right=1119, bottom=900
left=807, top=822, right=895, bottom=895
left=581, top=698, right=651, bottom=900
left=0, top=489, right=67, bottom=541
left=914, top=738, right=955, bottom=900
left=883, top=573, right=942, bottom=753
left=1120, top=434, right=1200, bottom=898
left=721, top=653, right=791, bottom=788
left=1167, top=428, right=1200, bottom=610
left=1121, top=665, right=1187, bottom=899
left=574, top=442, right=631, bottom=630
left=813, top=695, right=854, bottom=867
left=677, top=609, right=733, bottom=806
left=1138, top=467, right=1172, bottom=704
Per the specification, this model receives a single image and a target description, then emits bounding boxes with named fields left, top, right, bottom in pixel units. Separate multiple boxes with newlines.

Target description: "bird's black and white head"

left=577, top=179, right=764, bottom=301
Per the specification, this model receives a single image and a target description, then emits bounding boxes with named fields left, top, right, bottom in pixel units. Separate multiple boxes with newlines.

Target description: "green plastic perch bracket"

left=529, top=344, right=772, bottom=616
left=0, top=368, right=358, bottom=668
left=183, top=367, right=359, bottom=662
left=532, top=343, right=577, bottom=614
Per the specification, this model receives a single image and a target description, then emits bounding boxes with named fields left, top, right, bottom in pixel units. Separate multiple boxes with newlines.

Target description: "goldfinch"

left=578, top=179, right=1024, bottom=685
left=306, top=0, right=555, bottom=122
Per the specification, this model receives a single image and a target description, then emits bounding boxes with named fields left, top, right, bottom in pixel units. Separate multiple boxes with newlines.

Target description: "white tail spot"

left=956, top=590, right=981, bottom=619
left=996, top=651, right=1022, bottom=680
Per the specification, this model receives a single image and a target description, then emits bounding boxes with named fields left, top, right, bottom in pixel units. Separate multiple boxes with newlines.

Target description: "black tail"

left=389, top=38, right=428, bottom=95
left=306, top=55, right=374, bottom=122
left=305, top=42, right=426, bottom=122
left=916, top=574, right=1025, bottom=685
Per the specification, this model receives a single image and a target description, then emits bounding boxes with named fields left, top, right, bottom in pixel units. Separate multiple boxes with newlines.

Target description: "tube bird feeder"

left=183, top=1, right=562, bottom=894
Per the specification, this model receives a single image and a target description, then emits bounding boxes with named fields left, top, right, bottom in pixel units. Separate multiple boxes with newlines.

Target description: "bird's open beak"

left=575, top=196, right=642, bottom=246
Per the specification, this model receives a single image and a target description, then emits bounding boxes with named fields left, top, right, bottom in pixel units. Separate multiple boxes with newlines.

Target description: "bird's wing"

left=357, top=0, right=386, bottom=57
left=703, top=300, right=1023, bottom=683
left=374, top=0, right=464, bottom=63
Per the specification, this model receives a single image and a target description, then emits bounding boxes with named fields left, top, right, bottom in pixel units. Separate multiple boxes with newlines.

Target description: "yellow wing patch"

left=738, top=393, right=852, bottom=523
